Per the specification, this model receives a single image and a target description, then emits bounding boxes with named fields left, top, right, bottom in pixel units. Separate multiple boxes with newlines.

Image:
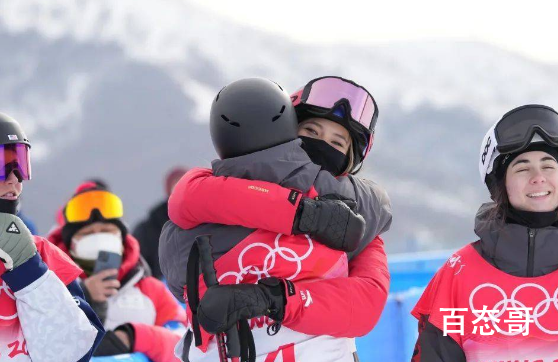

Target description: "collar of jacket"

left=211, top=139, right=322, bottom=192
left=474, top=202, right=558, bottom=277
left=506, top=206, right=558, bottom=228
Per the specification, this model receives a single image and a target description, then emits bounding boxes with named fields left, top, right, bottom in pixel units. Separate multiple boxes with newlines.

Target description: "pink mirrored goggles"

left=291, top=76, right=377, bottom=131
left=0, top=144, right=31, bottom=181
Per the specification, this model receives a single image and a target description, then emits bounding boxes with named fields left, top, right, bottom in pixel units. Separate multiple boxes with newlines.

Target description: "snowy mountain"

left=1, top=0, right=557, bottom=251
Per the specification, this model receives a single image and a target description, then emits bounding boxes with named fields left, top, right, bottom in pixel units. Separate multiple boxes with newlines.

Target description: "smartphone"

left=93, top=251, right=122, bottom=280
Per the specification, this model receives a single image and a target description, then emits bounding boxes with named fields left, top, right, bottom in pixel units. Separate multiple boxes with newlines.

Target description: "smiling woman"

left=483, top=106, right=558, bottom=222
left=505, top=150, right=558, bottom=212
left=410, top=104, right=558, bottom=362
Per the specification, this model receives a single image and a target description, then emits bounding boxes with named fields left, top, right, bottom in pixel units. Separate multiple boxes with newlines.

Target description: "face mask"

left=300, top=136, right=349, bottom=176
left=0, top=198, right=19, bottom=215
left=70, top=232, right=123, bottom=261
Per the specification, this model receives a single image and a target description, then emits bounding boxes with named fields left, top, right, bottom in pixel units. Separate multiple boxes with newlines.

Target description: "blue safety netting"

left=356, top=250, right=451, bottom=362
left=92, top=353, right=151, bottom=362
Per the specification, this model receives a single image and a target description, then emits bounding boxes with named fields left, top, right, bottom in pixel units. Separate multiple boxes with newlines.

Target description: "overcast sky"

left=191, top=0, right=558, bottom=63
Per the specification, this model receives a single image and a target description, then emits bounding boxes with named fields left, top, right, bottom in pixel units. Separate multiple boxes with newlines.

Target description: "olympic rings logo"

left=0, top=280, right=17, bottom=321
left=218, top=233, right=313, bottom=284
left=469, top=283, right=558, bottom=335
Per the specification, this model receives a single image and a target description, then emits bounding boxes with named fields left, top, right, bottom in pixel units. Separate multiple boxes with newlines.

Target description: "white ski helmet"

left=479, top=104, right=558, bottom=195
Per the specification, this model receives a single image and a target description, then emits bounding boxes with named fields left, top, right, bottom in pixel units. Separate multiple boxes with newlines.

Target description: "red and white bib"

left=186, top=228, right=349, bottom=356
left=413, top=243, right=558, bottom=362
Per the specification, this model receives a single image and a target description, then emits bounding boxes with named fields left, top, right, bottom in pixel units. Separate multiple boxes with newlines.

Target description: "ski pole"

left=196, top=235, right=241, bottom=362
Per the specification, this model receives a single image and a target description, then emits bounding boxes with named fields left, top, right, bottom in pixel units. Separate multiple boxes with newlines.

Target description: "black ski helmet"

left=210, top=78, right=298, bottom=159
left=0, top=113, right=31, bottom=214
left=0, top=113, right=30, bottom=148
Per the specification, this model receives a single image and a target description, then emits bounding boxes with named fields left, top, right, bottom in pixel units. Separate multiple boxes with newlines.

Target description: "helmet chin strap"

left=0, top=198, right=19, bottom=215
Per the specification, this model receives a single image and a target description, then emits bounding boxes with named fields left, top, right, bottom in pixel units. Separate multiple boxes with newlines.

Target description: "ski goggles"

left=495, top=105, right=558, bottom=154
left=290, top=76, right=378, bottom=131
left=64, top=190, right=124, bottom=223
left=0, top=144, right=31, bottom=181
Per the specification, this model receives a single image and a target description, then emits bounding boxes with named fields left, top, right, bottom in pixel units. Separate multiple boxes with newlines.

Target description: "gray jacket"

left=473, top=202, right=558, bottom=277
left=159, top=139, right=392, bottom=299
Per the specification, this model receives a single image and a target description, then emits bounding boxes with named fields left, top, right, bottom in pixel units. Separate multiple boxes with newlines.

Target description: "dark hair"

left=489, top=173, right=510, bottom=222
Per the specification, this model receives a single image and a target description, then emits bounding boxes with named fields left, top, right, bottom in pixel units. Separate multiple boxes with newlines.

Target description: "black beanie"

left=497, top=143, right=558, bottom=180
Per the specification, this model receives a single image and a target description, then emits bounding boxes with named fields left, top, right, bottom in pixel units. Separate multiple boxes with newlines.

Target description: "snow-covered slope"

left=1, top=0, right=556, bottom=250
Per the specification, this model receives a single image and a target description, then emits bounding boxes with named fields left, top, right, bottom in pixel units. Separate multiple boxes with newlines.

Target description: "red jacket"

left=47, top=228, right=186, bottom=362
left=169, top=167, right=390, bottom=337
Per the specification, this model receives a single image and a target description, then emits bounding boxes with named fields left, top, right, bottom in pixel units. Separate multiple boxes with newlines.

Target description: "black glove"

left=93, top=325, right=134, bottom=356
left=316, top=193, right=357, bottom=210
left=292, top=196, right=365, bottom=252
left=197, top=277, right=286, bottom=335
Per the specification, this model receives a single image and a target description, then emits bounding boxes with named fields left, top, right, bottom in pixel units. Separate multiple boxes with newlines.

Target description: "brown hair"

left=343, top=141, right=355, bottom=175
left=489, top=173, right=510, bottom=222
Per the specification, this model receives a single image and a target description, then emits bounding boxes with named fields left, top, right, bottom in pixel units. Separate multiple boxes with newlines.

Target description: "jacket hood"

left=212, top=139, right=321, bottom=192
left=47, top=226, right=142, bottom=282
left=474, top=202, right=558, bottom=277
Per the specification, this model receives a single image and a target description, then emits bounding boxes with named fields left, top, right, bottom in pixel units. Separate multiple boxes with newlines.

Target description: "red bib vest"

left=413, top=243, right=558, bottom=362
left=186, top=228, right=348, bottom=353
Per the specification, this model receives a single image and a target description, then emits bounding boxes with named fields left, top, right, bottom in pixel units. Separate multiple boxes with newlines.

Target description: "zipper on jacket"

left=527, top=229, right=536, bottom=277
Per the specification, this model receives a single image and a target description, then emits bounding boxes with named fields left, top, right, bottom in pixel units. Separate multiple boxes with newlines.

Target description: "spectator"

left=133, top=166, right=187, bottom=279
left=47, top=185, right=186, bottom=362
left=54, top=179, right=110, bottom=228
left=412, top=105, right=558, bottom=361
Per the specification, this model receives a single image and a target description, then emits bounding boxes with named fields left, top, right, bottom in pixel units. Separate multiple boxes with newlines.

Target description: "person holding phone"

left=47, top=185, right=187, bottom=362
left=0, top=113, right=102, bottom=362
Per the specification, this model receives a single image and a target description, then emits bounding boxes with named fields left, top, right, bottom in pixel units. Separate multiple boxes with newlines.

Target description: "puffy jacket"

left=160, top=139, right=391, bottom=360
left=168, top=139, right=392, bottom=260
left=47, top=228, right=186, bottom=362
left=412, top=203, right=558, bottom=362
